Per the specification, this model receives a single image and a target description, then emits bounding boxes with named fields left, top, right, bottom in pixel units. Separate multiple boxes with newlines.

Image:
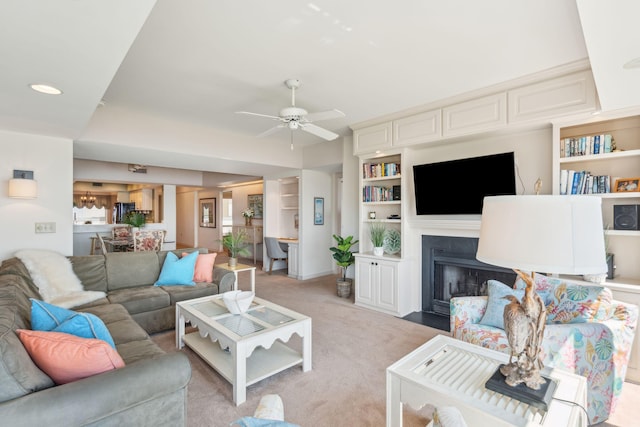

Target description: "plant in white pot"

left=222, top=229, right=251, bottom=267
left=369, top=223, right=386, bottom=256
left=329, top=235, right=358, bottom=298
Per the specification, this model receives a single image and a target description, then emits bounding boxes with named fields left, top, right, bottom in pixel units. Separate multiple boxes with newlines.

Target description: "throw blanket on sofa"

left=15, top=249, right=105, bottom=308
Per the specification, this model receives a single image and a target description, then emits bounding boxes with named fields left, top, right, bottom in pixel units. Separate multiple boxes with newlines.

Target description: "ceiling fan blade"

left=236, top=111, right=282, bottom=121
left=257, top=124, right=286, bottom=138
left=300, top=123, right=340, bottom=141
left=305, top=109, right=345, bottom=122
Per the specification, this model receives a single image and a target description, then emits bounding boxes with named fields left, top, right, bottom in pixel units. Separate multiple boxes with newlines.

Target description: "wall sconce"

left=9, top=170, right=37, bottom=199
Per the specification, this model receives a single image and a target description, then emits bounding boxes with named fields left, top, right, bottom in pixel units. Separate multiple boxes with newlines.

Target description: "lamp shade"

left=9, top=178, right=37, bottom=199
left=477, top=195, right=607, bottom=275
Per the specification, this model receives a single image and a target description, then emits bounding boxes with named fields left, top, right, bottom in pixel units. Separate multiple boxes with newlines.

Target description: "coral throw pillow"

left=16, top=329, right=125, bottom=385
left=183, top=252, right=217, bottom=282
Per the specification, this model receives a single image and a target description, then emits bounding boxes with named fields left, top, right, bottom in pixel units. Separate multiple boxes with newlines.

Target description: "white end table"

left=386, top=335, right=588, bottom=427
left=218, top=262, right=256, bottom=293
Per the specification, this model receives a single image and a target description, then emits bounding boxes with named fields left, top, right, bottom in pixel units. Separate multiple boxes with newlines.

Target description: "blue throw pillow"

left=30, top=299, right=116, bottom=348
left=478, top=280, right=549, bottom=330
left=154, top=251, right=198, bottom=286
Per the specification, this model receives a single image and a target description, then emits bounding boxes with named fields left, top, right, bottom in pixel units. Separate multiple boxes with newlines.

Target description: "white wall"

left=0, top=130, right=74, bottom=259
left=176, top=189, right=196, bottom=248
left=299, top=169, right=334, bottom=279
left=339, top=136, right=360, bottom=280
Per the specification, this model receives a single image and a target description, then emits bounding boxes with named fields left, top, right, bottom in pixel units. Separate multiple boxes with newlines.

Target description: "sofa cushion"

left=105, top=252, right=161, bottom=290
left=107, top=286, right=170, bottom=315
left=479, top=280, right=548, bottom=329
left=183, top=252, right=217, bottom=283
left=546, top=283, right=613, bottom=324
left=161, top=281, right=219, bottom=305
left=14, top=249, right=106, bottom=308
left=16, top=329, right=125, bottom=385
left=68, top=255, right=108, bottom=293
left=154, top=251, right=198, bottom=286
left=515, top=273, right=614, bottom=323
left=31, top=299, right=115, bottom=348
left=0, top=277, right=55, bottom=403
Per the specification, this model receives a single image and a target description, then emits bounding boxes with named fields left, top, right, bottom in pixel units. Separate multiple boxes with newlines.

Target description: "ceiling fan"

left=236, top=79, right=345, bottom=141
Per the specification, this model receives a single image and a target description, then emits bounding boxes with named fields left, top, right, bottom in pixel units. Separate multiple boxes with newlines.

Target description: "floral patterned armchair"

left=450, top=275, right=638, bottom=424
left=132, top=230, right=165, bottom=252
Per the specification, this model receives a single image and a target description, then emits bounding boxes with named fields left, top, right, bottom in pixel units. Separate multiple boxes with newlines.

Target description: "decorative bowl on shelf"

left=383, top=228, right=401, bottom=255
left=222, top=290, right=255, bottom=314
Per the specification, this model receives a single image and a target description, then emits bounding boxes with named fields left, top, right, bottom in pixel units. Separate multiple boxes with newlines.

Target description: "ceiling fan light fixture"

left=288, top=121, right=299, bottom=130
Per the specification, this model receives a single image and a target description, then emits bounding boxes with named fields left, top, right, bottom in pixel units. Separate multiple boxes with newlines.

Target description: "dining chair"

left=112, top=225, right=132, bottom=240
left=133, top=229, right=165, bottom=252
left=264, top=237, right=288, bottom=274
left=96, top=233, right=109, bottom=254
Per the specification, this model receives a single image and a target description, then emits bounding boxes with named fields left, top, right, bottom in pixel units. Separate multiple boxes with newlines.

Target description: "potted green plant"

left=123, top=211, right=146, bottom=230
left=330, top=234, right=358, bottom=298
left=369, top=223, right=386, bottom=256
left=222, top=229, right=251, bottom=267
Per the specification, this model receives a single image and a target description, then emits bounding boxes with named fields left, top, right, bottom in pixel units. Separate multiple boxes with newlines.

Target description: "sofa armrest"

left=450, top=296, right=488, bottom=332
left=213, top=268, right=236, bottom=293
left=0, top=352, right=191, bottom=426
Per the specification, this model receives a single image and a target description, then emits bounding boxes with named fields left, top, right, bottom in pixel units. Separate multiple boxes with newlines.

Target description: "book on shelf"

left=561, top=134, right=613, bottom=158
left=362, top=185, right=394, bottom=202
left=362, top=161, right=400, bottom=179
left=560, top=169, right=611, bottom=195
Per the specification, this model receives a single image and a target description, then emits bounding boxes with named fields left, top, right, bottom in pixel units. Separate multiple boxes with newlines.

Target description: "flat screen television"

left=413, top=152, right=516, bottom=215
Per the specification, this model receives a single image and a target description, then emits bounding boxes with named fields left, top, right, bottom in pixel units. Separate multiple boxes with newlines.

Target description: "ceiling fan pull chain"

left=290, top=130, right=294, bottom=150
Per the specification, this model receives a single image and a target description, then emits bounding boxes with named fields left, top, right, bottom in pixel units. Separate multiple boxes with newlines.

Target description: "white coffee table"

left=387, top=335, right=588, bottom=427
left=176, top=295, right=312, bottom=405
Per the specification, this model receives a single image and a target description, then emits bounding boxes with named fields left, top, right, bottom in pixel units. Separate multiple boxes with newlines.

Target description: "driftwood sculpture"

left=500, top=269, right=547, bottom=389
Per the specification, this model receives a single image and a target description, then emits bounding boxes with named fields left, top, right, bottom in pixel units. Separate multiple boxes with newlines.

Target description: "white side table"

left=386, top=335, right=588, bottom=427
left=219, top=263, right=256, bottom=293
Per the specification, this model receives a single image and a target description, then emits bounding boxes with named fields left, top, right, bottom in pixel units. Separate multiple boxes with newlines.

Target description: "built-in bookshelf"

left=553, top=109, right=640, bottom=284
left=360, top=154, right=402, bottom=253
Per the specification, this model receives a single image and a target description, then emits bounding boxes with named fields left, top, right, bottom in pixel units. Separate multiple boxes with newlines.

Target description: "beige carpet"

left=151, top=258, right=640, bottom=427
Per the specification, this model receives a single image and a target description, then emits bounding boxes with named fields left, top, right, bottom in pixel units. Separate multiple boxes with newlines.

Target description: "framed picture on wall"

left=199, top=198, right=216, bottom=228
left=248, top=194, right=263, bottom=219
left=314, top=197, right=324, bottom=225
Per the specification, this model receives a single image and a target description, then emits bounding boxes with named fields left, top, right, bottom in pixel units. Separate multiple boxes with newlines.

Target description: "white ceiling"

left=2, top=0, right=639, bottom=180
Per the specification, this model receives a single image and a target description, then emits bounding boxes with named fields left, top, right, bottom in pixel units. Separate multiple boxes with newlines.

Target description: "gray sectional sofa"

left=0, top=248, right=235, bottom=426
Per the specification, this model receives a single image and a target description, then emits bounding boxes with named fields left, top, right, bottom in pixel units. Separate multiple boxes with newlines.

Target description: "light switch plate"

left=35, top=222, right=56, bottom=233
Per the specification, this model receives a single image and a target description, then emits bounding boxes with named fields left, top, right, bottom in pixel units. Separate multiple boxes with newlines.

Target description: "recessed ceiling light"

left=623, top=57, right=640, bottom=70
left=29, top=83, right=63, bottom=95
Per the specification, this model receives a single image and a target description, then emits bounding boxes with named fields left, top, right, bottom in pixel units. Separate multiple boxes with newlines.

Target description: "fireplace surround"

left=421, top=235, right=516, bottom=318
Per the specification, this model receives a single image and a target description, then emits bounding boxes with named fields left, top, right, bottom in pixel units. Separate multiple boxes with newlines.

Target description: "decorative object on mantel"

left=383, top=228, right=401, bottom=255
left=369, top=223, right=386, bottom=256
left=222, top=230, right=251, bottom=268
left=242, top=208, right=254, bottom=226
left=329, top=235, right=358, bottom=298
left=476, top=195, right=607, bottom=408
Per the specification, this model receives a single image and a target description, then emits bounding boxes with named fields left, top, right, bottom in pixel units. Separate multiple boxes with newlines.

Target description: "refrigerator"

left=113, top=202, right=136, bottom=224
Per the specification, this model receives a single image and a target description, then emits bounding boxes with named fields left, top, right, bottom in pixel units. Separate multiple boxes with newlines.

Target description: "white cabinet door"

left=353, top=122, right=393, bottom=155
left=508, top=70, right=597, bottom=124
left=376, top=260, right=398, bottom=312
left=355, top=256, right=402, bottom=314
left=393, top=109, right=441, bottom=147
left=442, top=93, right=507, bottom=137
left=287, top=243, right=299, bottom=278
left=355, top=258, right=375, bottom=306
